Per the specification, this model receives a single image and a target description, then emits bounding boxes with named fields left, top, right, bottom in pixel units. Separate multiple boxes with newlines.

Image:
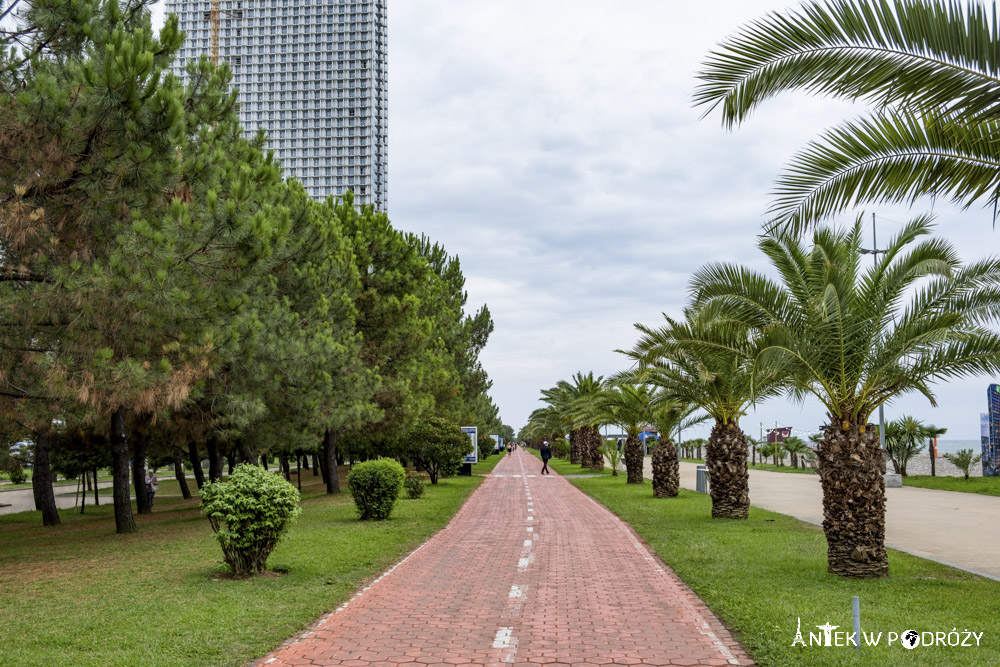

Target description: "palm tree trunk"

left=818, top=422, right=888, bottom=578
left=569, top=428, right=582, bottom=465
left=651, top=439, right=679, bottom=498
left=623, top=434, right=644, bottom=484
left=706, top=422, right=749, bottom=519
left=587, top=426, right=605, bottom=471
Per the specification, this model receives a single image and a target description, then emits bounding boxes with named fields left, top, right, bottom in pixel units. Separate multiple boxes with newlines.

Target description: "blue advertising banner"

left=985, top=386, right=1000, bottom=476
left=461, top=426, right=478, bottom=464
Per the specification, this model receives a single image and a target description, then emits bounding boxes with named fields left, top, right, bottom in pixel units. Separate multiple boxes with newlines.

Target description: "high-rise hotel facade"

left=166, top=1, right=388, bottom=210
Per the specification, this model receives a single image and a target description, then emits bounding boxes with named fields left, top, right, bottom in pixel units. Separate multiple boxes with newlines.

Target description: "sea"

left=934, top=439, right=984, bottom=456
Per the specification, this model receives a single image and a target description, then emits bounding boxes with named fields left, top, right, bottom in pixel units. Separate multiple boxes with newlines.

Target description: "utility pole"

left=861, top=213, right=887, bottom=450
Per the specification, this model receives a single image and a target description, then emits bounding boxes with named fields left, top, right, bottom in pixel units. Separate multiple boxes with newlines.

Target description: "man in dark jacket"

left=540, top=441, right=552, bottom=475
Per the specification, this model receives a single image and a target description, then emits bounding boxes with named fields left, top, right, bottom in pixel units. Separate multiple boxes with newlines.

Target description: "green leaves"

left=692, top=219, right=1000, bottom=423
left=695, top=0, right=1000, bottom=232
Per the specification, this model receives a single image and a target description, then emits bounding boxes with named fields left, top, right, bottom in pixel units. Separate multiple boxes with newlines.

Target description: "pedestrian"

left=506, top=443, right=512, bottom=456
left=540, top=440, right=552, bottom=475
left=145, top=469, right=158, bottom=509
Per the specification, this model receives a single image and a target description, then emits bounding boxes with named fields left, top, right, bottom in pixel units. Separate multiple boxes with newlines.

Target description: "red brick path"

left=258, top=449, right=754, bottom=666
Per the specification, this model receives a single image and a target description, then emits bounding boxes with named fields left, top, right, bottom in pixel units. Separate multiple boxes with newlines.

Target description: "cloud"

left=149, top=0, right=1000, bottom=439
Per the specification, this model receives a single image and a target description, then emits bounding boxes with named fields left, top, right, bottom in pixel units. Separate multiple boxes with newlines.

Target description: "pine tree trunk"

left=110, top=407, right=137, bottom=534
left=187, top=441, right=206, bottom=489
left=132, top=430, right=150, bottom=515
left=818, top=422, right=888, bottom=578
left=173, top=451, right=192, bottom=499
left=706, top=422, right=749, bottom=519
left=261, top=453, right=269, bottom=470
left=226, top=451, right=236, bottom=475
left=31, top=428, right=60, bottom=526
left=323, top=429, right=340, bottom=494
left=651, top=439, right=679, bottom=498
left=587, top=426, right=605, bottom=471
left=92, top=468, right=100, bottom=506
left=311, top=453, right=320, bottom=476
left=623, top=434, right=644, bottom=484
left=280, top=452, right=290, bottom=481
left=207, top=439, right=223, bottom=482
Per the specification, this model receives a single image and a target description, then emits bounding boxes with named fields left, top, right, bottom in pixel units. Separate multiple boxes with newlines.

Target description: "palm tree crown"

left=695, top=0, right=1000, bottom=234
left=692, top=217, right=1000, bottom=427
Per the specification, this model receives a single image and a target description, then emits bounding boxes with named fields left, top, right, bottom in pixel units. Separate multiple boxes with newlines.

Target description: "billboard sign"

left=986, top=386, right=1000, bottom=476
left=461, top=426, right=478, bottom=464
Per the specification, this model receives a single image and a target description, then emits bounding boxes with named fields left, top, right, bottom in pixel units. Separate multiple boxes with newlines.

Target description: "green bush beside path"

left=0, top=456, right=501, bottom=666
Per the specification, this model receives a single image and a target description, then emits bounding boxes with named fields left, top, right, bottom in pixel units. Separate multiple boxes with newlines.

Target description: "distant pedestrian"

left=540, top=441, right=552, bottom=475
left=506, top=443, right=512, bottom=456
left=145, top=470, right=158, bottom=509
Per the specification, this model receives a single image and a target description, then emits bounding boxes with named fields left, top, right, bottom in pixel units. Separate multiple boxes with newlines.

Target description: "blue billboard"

left=985, top=385, right=1000, bottom=476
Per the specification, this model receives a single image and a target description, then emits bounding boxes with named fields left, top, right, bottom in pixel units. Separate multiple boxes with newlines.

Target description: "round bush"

left=404, top=472, right=426, bottom=499
left=200, top=464, right=301, bottom=577
left=348, top=459, right=405, bottom=520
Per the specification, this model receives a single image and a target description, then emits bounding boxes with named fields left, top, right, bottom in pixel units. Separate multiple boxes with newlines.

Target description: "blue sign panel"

left=986, top=386, right=1000, bottom=476
left=461, top=426, right=478, bottom=464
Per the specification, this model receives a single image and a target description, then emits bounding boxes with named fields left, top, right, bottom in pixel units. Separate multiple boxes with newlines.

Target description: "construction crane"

left=209, top=0, right=220, bottom=63
left=208, top=1, right=245, bottom=65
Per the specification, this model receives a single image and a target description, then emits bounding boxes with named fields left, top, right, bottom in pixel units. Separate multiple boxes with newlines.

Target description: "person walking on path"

left=144, top=470, right=158, bottom=509
left=259, top=447, right=752, bottom=666
left=540, top=440, right=552, bottom=474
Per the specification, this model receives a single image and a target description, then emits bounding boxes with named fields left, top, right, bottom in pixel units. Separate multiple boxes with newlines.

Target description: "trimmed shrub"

left=200, top=464, right=301, bottom=577
left=404, top=471, right=426, bottom=499
left=348, top=459, right=405, bottom=520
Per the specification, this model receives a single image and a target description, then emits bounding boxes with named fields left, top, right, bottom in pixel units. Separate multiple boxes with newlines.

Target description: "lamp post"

left=860, top=213, right=887, bottom=451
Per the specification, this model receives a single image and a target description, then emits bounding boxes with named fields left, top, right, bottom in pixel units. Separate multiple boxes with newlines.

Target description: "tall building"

left=166, top=0, right=388, bottom=210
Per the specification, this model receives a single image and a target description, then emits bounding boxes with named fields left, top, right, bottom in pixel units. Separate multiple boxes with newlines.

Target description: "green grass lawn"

left=903, top=475, right=1000, bottom=497
left=748, top=462, right=817, bottom=475
left=0, top=455, right=502, bottom=666
left=566, top=475, right=999, bottom=667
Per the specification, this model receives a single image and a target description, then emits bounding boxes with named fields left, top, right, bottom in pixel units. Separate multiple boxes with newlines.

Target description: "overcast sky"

left=151, top=1, right=997, bottom=440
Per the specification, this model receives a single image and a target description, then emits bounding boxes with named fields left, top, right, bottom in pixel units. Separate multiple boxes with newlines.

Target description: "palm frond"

left=766, top=110, right=1000, bottom=234
left=695, top=0, right=1000, bottom=127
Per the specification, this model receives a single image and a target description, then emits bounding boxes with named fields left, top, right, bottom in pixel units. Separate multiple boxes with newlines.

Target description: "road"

left=0, top=481, right=115, bottom=515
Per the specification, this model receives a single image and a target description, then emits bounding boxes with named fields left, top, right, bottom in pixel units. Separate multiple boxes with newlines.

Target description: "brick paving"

left=258, top=449, right=754, bottom=666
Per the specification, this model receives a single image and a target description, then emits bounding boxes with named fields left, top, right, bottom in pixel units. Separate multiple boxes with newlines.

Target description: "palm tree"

left=620, top=309, right=783, bottom=519
left=943, top=448, right=982, bottom=479
left=925, top=423, right=948, bottom=476
left=540, top=382, right=584, bottom=465
left=691, top=218, right=1000, bottom=577
left=781, top=436, right=815, bottom=470
left=883, top=416, right=929, bottom=477
left=565, top=372, right=608, bottom=471
left=649, top=399, right=708, bottom=498
left=595, top=383, right=656, bottom=484
left=695, top=0, right=1000, bottom=234
left=523, top=405, right=566, bottom=449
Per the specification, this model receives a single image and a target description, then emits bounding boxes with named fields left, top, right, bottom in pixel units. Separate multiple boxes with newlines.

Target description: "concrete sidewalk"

left=260, top=449, right=753, bottom=666
left=659, top=460, right=1000, bottom=580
